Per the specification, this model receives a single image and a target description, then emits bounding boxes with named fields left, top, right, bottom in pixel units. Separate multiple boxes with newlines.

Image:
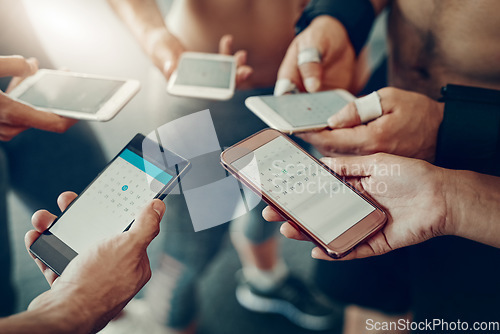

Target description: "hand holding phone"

left=167, top=52, right=237, bottom=100
left=245, top=90, right=355, bottom=134
left=26, top=193, right=165, bottom=333
left=30, top=134, right=190, bottom=275
left=221, top=129, right=386, bottom=258
left=275, top=16, right=356, bottom=95
left=9, top=69, right=140, bottom=121
left=264, top=153, right=458, bottom=261
left=0, top=57, right=76, bottom=141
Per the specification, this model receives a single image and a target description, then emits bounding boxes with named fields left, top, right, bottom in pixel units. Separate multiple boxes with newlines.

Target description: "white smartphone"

left=167, top=52, right=236, bottom=100
left=9, top=69, right=141, bottom=121
left=245, top=90, right=355, bottom=134
left=221, top=129, right=386, bottom=259
left=30, top=134, right=191, bottom=275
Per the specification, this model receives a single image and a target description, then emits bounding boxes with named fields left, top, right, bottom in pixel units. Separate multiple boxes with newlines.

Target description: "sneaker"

left=236, top=273, right=343, bottom=331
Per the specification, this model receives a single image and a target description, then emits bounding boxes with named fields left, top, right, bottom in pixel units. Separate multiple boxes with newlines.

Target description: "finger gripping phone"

left=30, top=134, right=190, bottom=275
left=220, top=129, right=386, bottom=259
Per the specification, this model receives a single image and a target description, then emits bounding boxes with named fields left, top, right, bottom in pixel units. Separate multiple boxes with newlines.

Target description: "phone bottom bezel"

left=167, top=84, right=235, bottom=101
left=29, top=232, right=78, bottom=276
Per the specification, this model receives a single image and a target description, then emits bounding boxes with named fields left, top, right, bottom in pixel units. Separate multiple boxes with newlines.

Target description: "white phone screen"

left=49, top=149, right=173, bottom=254
left=232, top=136, right=375, bottom=244
left=260, top=91, right=351, bottom=127
left=174, top=58, right=232, bottom=89
left=18, top=73, right=125, bottom=113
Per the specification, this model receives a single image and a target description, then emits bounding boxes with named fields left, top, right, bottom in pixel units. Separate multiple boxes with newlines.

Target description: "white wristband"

left=354, top=91, right=383, bottom=123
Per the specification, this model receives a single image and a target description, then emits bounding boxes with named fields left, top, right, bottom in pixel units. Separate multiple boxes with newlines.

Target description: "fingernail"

left=152, top=200, right=165, bottom=217
left=304, top=77, right=320, bottom=92
left=327, top=115, right=338, bottom=128
left=279, top=224, right=287, bottom=235
left=274, top=79, right=297, bottom=96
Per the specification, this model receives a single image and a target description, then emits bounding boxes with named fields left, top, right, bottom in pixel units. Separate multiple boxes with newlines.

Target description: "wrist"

left=62, top=287, right=104, bottom=333
left=143, top=27, right=183, bottom=77
left=144, top=27, right=172, bottom=57
left=440, top=168, right=462, bottom=237
left=26, top=290, right=95, bottom=334
left=53, top=284, right=105, bottom=334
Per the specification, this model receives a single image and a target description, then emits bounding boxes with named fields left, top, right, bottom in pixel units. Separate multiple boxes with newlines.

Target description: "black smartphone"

left=30, top=133, right=191, bottom=275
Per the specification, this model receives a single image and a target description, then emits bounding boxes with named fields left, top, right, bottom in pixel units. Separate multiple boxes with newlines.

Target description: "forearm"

left=445, top=169, right=500, bottom=248
left=0, top=301, right=90, bottom=334
left=107, top=0, right=170, bottom=57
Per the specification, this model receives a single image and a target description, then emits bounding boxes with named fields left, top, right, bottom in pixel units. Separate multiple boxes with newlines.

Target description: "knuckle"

left=21, top=60, right=31, bottom=75
left=6, top=127, right=22, bottom=139
left=367, top=129, right=387, bottom=152
left=377, top=87, right=395, bottom=99
left=10, top=55, right=31, bottom=76
left=320, top=143, right=336, bottom=156
left=0, top=107, right=14, bottom=124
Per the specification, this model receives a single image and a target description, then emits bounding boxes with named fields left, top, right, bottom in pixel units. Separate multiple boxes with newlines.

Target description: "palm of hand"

left=343, top=158, right=447, bottom=259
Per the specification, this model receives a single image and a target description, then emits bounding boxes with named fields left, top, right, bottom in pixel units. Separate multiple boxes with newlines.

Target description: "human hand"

left=146, top=29, right=187, bottom=81
left=25, top=191, right=166, bottom=333
left=274, top=16, right=356, bottom=95
left=262, top=153, right=451, bottom=260
left=218, top=34, right=253, bottom=86
left=148, top=30, right=253, bottom=86
left=0, top=55, right=77, bottom=141
left=298, top=87, right=444, bottom=161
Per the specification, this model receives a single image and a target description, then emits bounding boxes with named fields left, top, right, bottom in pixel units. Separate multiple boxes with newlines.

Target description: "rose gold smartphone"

left=220, top=129, right=386, bottom=259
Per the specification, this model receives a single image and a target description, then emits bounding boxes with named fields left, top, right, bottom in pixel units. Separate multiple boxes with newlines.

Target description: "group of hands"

left=133, top=16, right=450, bottom=261
left=151, top=16, right=448, bottom=258
left=2, top=15, right=455, bottom=331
